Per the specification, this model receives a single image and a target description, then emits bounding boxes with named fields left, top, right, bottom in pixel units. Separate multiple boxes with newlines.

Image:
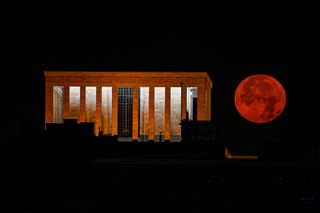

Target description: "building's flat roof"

left=44, top=71, right=211, bottom=77
left=44, top=71, right=212, bottom=85
left=44, top=71, right=213, bottom=87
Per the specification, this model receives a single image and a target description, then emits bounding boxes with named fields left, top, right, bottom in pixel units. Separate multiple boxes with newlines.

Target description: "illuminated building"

left=44, top=71, right=212, bottom=142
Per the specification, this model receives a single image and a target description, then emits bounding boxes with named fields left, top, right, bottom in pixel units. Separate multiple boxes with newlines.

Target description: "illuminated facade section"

left=45, top=72, right=213, bottom=141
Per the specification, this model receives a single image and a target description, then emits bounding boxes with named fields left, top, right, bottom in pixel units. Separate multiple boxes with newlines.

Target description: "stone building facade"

left=45, top=72, right=213, bottom=142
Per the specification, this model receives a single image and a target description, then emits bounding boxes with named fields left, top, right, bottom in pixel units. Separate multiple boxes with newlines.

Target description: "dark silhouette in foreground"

left=0, top=120, right=319, bottom=211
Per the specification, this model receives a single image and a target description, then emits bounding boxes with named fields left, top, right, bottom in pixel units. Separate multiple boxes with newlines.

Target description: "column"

left=112, top=85, right=118, bottom=136
left=45, top=82, right=53, bottom=126
left=96, top=86, right=102, bottom=136
left=148, top=86, right=155, bottom=141
left=63, top=85, right=70, bottom=119
left=105, top=87, right=111, bottom=135
left=181, top=85, right=187, bottom=121
left=80, top=85, right=86, bottom=122
left=164, top=86, right=171, bottom=142
left=132, top=86, right=139, bottom=142
left=204, top=89, right=208, bottom=120
left=208, top=86, right=211, bottom=120
left=197, top=86, right=205, bottom=120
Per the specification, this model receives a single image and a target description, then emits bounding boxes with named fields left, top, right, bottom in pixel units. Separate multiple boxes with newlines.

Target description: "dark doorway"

left=193, top=97, right=197, bottom=121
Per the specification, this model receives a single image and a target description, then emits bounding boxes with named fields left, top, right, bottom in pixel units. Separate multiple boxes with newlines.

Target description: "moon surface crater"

left=235, top=74, right=286, bottom=123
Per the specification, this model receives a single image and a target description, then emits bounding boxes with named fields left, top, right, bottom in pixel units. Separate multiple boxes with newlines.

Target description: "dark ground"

left=0, top=143, right=320, bottom=212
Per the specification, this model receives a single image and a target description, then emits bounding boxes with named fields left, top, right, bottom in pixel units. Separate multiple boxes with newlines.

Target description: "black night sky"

left=2, top=10, right=318, bottom=151
left=1, top=5, right=319, bottom=210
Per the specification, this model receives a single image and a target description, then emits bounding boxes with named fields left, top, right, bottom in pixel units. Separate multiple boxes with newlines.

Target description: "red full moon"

left=234, top=74, right=286, bottom=123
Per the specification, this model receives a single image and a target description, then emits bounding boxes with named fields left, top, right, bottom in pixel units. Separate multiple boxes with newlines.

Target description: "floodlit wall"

left=170, top=87, right=181, bottom=141
left=102, top=87, right=112, bottom=135
left=45, top=72, right=213, bottom=141
left=140, top=87, right=149, bottom=138
left=155, top=87, right=165, bottom=141
left=70, top=86, right=80, bottom=120
left=53, top=86, right=64, bottom=123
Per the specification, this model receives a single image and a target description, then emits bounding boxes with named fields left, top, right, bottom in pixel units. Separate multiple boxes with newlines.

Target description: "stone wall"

left=85, top=86, right=96, bottom=125
left=140, top=87, right=149, bottom=136
left=46, top=72, right=212, bottom=141
left=102, top=87, right=112, bottom=135
left=154, top=87, right=165, bottom=137
left=86, top=87, right=96, bottom=122
left=53, top=86, right=64, bottom=123
left=70, top=86, right=80, bottom=120
left=170, top=87, right=181, bottom=136
left=187, top=87, right=197, bottom=120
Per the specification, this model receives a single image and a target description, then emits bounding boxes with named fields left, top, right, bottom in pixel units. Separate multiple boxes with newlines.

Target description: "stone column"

left=204, top=89, right=208, bottom=120
left=132, top=86, right=139, bottom=142
left=105, top=88, right=111, bottom=135
left=63, top=85, right=70, bottom=119
left=197, top=86, right=205, bottom=120
left=45, top=81, right=53, bottom=126
left=181, top=85, right=187, bottom=121
left=80, top=85, right=86, bottom=122
left=207, top=86, right=212, bottom=120
left=96, top=85, right=102, bottom=136
left=148, top=86, right=155, bottom=142
left=164, top=86, right=171, bottom=142
left=112, top=85, right=118, bottom=136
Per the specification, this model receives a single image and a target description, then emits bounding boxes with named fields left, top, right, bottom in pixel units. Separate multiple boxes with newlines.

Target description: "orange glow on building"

left=44, top=71, right=213, bottom=142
